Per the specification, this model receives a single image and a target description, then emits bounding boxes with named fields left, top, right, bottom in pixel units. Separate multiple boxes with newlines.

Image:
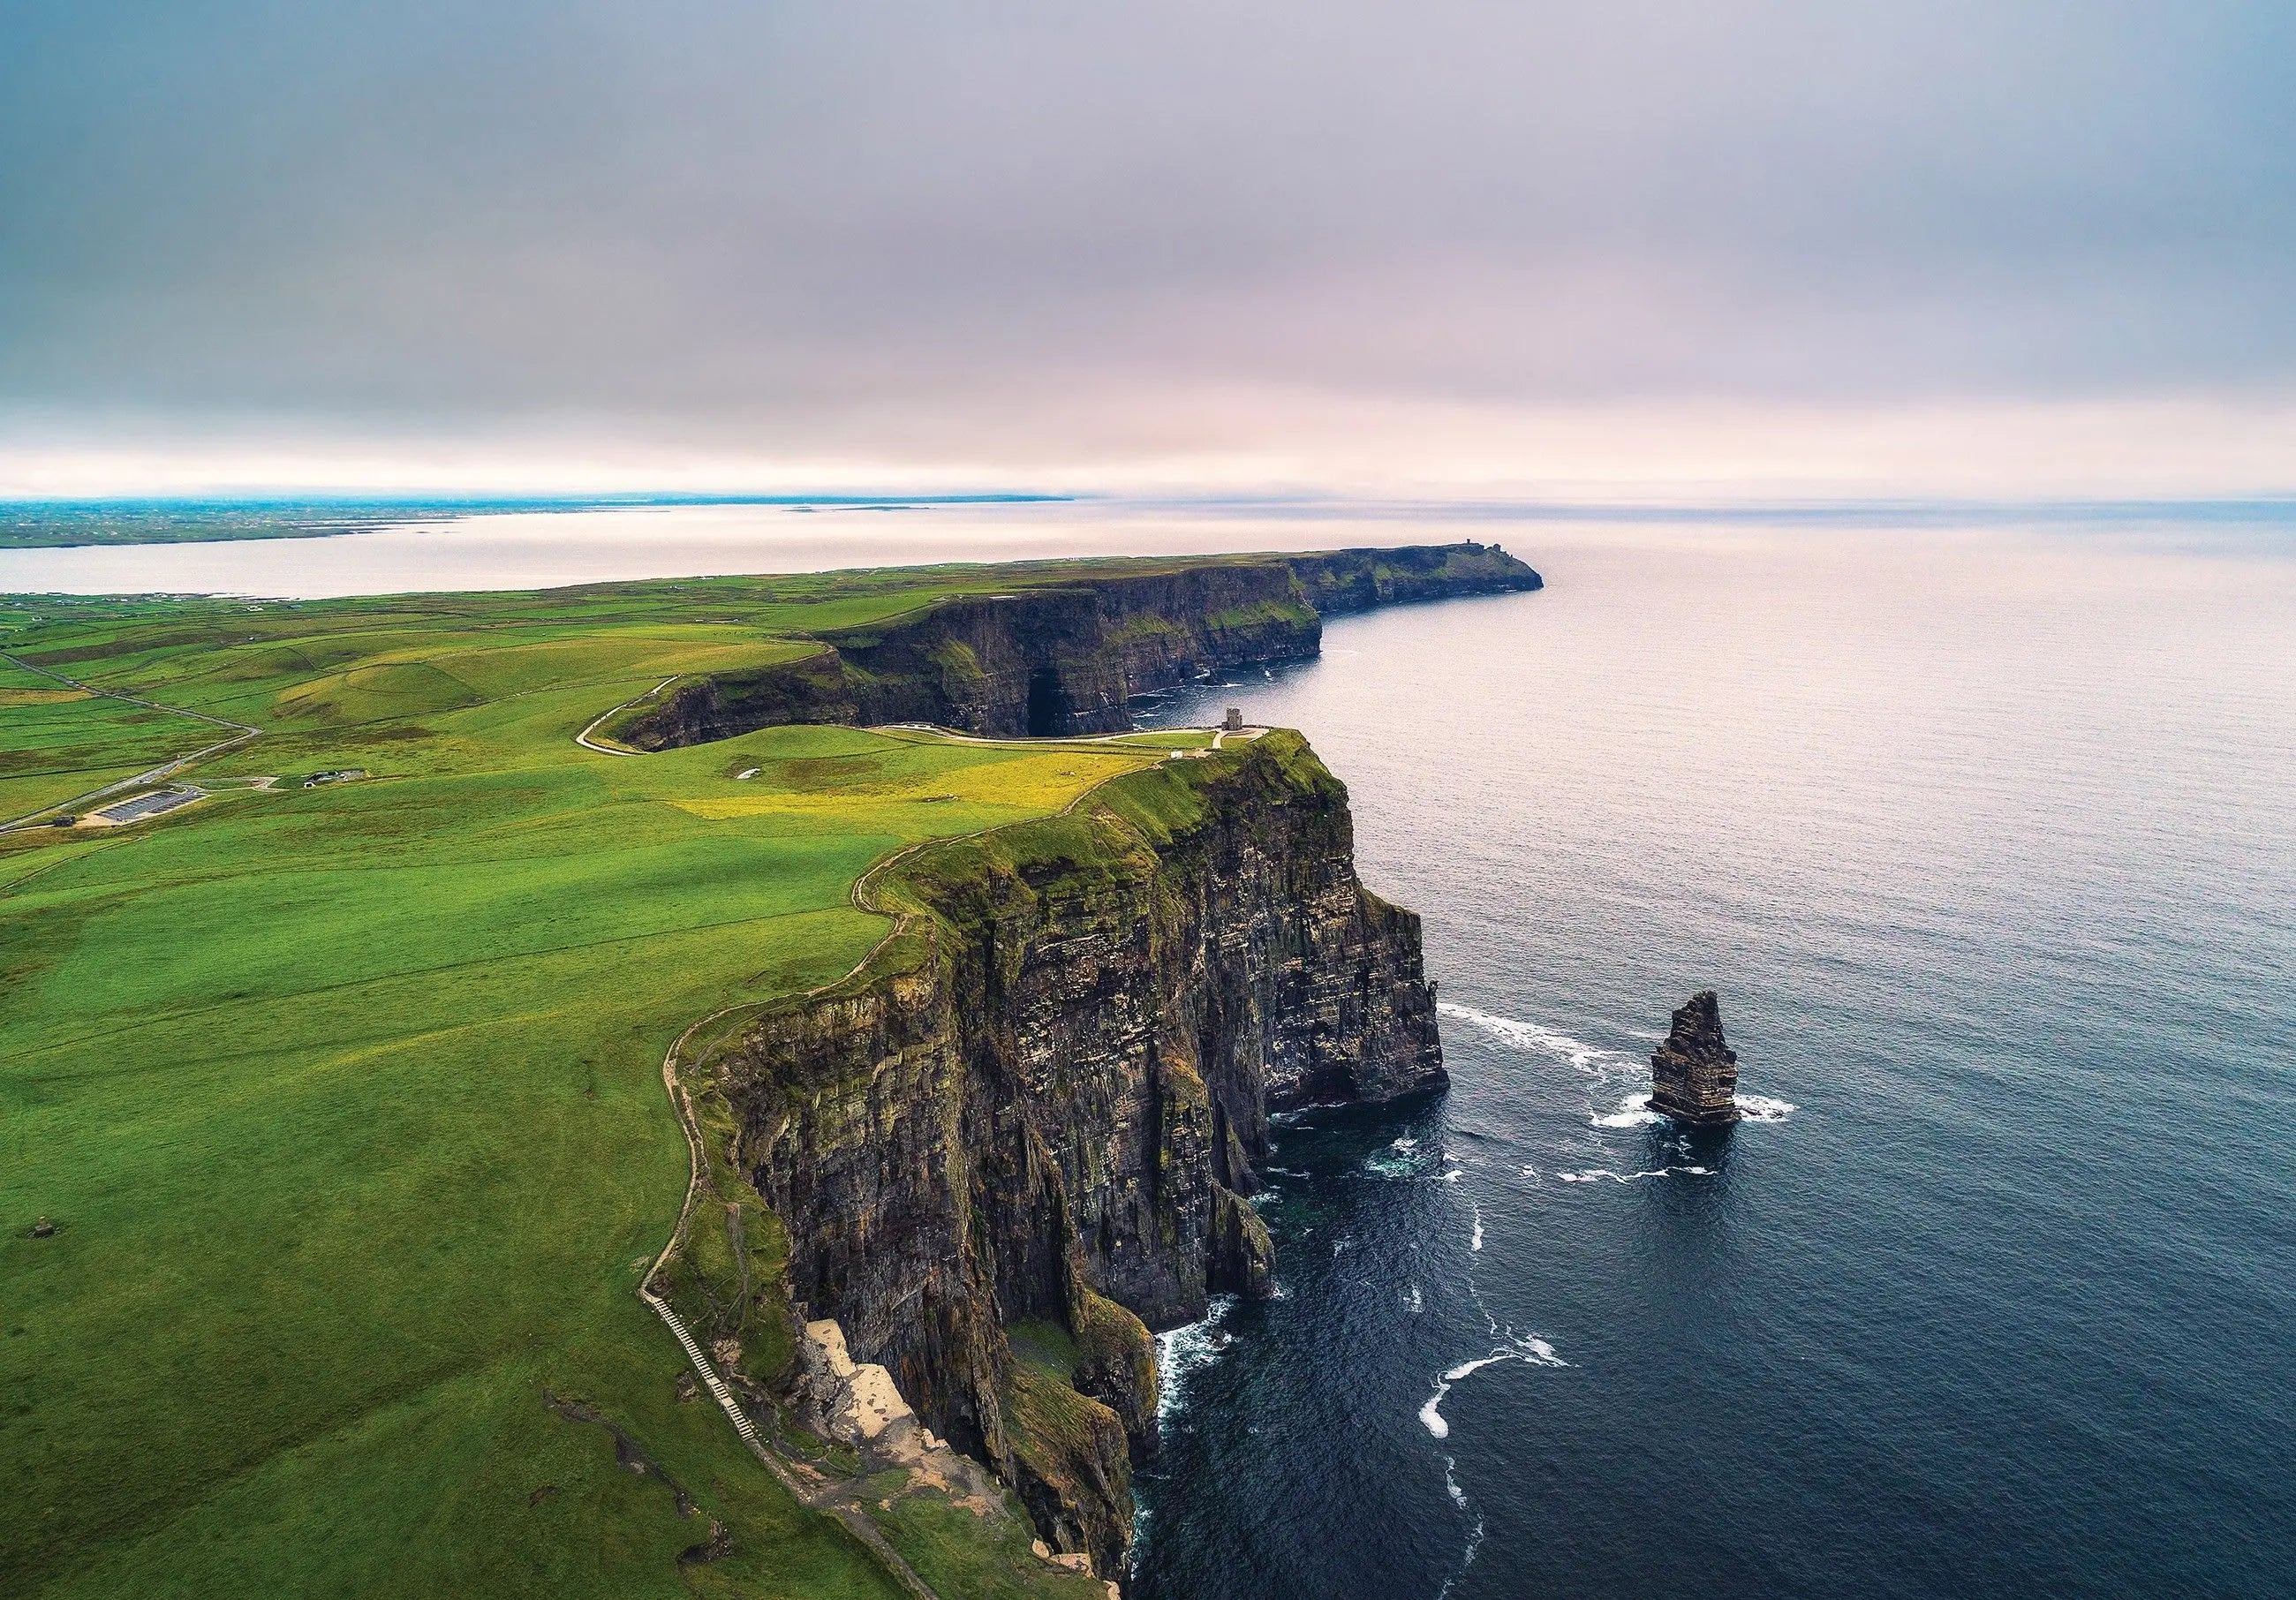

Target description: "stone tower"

left=1649, top=990, right=1741, bottom=1124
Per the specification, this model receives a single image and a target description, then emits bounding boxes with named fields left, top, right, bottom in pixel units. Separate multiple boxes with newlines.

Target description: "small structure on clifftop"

left=1650, top=991, right=1741, bottom=1124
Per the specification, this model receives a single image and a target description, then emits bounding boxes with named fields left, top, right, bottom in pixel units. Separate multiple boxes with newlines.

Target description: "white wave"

left=1418, top=1336, right=1567, bottom=1437
left=1366, top=1136, right=1458, bottom=1181
left=1153, top=1294, right=1238, bottom=1425
left=1407, top=1285, right=1424, bottom=1313
left=1469, top=1203, right=1484, bottom=1252
left=1556, top=1165, right=1716, bottom=1184
left=1436, top=1001, right=1638, bottom=1075
left=1591, top=1091, right=1662, bottom=1128
left=1735, top=1093, right=1798, bottom=1121
left=1443, top=1353, right=1514, bottom=1384
left=1444, top=1455, right=1468, bottom=1508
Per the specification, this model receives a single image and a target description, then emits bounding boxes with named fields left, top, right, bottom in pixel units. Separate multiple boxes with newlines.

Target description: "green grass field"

left=0, top=571, right=1201, bottom=1598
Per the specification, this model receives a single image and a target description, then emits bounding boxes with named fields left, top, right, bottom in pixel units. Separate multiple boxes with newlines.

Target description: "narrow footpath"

left=621, top=714, right=1186, bottom=1600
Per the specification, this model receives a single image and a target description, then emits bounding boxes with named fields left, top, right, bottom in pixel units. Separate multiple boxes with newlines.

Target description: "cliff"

left=611, top=542, right=1539, bottom=748
left=686, top=732, right=1442, bottom=1581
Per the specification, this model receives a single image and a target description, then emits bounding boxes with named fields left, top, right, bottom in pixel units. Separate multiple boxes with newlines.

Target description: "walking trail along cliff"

left=645, top=725, right=1446, bottom=1584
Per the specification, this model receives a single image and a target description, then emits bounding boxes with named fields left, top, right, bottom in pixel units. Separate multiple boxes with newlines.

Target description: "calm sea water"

left=1129, top=525, right=2296, bottom=1598
left=0, top=500, right=1431, bottom=597
left=7, top=508, right=2292, bottom=1595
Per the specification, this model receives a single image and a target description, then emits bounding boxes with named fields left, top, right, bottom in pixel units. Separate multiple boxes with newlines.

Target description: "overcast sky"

left=3, top=1, right=2292, bottom=495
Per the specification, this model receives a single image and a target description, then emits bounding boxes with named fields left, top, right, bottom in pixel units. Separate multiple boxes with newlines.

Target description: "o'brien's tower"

left=1650, top=991, right=1741, bottom=1124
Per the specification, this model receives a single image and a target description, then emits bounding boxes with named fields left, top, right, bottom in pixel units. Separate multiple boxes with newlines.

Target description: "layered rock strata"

left=1649, top=990, right=1741, bottom=1124
left=708, top=732, right=1443, bottom=1579
left=615, top=543, right=1540, bottom=749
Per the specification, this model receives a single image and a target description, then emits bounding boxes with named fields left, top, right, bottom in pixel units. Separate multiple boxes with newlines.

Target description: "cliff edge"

left=670, top=731, right=1442, bottom=1581
left=608, top=542, right=1540, bottom=747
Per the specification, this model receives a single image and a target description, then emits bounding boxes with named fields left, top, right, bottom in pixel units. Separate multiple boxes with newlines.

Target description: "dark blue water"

left=1129, top=526, right=2296, bottom=1598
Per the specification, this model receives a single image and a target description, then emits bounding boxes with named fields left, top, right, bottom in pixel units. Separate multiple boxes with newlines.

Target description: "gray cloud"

left=3, top=0, right=2292, bottom=461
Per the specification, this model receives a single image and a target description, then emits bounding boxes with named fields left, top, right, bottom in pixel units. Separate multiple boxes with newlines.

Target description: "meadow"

left=0, top=570, right=1194, bottom=1598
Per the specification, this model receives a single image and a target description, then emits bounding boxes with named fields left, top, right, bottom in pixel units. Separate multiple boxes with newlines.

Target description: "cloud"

left=3, top=1, right=2292, bottom=489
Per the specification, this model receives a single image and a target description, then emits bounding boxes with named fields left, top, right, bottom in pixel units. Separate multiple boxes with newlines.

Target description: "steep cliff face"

left=1285, top=541, right=1549, bottom=614
left=612, top=543, right=1538, bottom=750
left=1650, top=990, right=1741, bottom=1124
left=705, top=733, right=1442, bottom=1580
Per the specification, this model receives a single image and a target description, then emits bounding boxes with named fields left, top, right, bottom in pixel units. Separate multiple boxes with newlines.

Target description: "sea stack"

left=1650, top=991, right=1741, bottom=1125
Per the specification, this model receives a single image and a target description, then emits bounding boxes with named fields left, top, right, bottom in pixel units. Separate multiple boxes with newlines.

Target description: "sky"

left=3, top=0, right=2292, bottom=499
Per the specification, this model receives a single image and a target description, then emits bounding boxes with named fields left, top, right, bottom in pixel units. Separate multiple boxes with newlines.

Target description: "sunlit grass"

left=0, top=572, right=1176, bottom=1598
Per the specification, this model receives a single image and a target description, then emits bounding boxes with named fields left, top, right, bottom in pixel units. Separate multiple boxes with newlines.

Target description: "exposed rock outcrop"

left=706, top=732, right=1442, bottom=1580
left=1650, top=991, right=1741, bottom=1124
left=795, top=1319, right=918, bottom=1445
left=612, top=544, right=1540, bottom=749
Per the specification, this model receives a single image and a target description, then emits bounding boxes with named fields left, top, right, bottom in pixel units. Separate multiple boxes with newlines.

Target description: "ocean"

left=7, top=505, right=2292, bottom=1596
left=1127, top=523, right=2296, bottom=1597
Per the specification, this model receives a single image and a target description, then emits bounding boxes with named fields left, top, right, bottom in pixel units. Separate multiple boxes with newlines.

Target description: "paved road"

left=0, top=652, right=261, bottom=833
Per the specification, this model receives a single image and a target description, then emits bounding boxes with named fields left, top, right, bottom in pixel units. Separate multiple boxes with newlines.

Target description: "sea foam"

left=1417, top=1336, right=1567, bottom=1438
left=1154, top=1294, right=1239, bottom=1425
left=1437, top=1000, right=1635, bottom=1075
left=1591, top=1091, right=1663, bottom=1128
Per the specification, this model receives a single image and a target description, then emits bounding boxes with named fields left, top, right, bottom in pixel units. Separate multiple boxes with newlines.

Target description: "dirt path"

left=0, top=652, right=261, bottom=833
left=638, top=962, right=943, bottom=1599
left=635, top=735, right=1162, bottom=1600
left=575, top=675, right=679, bottom=756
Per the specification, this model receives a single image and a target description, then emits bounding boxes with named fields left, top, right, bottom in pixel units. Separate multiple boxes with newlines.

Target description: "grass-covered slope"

left=0, top=570, right=1192, bottom=1599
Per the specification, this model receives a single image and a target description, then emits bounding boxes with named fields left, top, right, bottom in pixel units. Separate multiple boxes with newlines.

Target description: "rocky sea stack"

left=1650, top=990, right=1741, bottom=1124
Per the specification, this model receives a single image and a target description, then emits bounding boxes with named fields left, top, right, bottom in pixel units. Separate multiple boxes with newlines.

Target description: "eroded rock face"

left=713, top=734, right=1442, bottom=1579
left=615, top=545, right=1542, bottom=749
left=796, top=1319, right=915, bottom=1445
left=1650, top=990, right=1741, bottom=1124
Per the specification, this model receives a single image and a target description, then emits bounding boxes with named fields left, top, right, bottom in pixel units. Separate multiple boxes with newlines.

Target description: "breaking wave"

left=1436, top=1000, right=1636, bottom=1075
left=1591, top=1091, right=1663, bottom=1128
left=1154, top=1294, right=1239, bottom=1425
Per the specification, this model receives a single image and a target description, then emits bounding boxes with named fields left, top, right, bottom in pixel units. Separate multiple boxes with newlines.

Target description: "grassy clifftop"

left=0, top=569, right=1188, bottom=1599
left=0, top=549, right=1499, bottom=1597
